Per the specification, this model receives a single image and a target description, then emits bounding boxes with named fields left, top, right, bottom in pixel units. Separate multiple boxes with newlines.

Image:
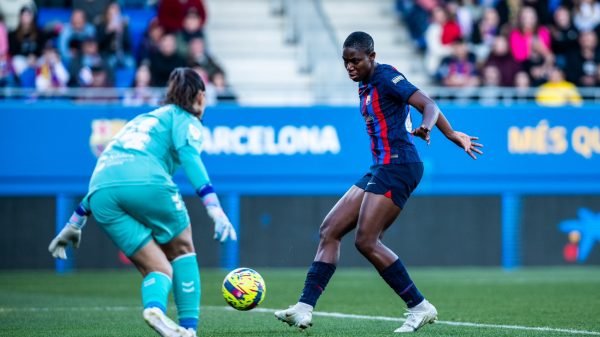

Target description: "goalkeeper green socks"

left=172, top=253, right=200, bottom=331
left=141, top=271, right=172, bottom=313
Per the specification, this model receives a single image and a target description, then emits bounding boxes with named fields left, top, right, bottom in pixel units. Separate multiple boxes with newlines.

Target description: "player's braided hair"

left=343, top=31, right=374, bottom=54
left=165, top=67, right=206, bottom=117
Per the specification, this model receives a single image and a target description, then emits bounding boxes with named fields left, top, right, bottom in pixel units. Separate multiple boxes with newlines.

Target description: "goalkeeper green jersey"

left=88, top=104, right=208, bottom=195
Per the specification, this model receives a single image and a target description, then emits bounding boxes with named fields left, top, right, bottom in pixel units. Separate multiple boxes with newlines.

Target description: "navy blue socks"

left=380, top=259, right=424, bottom=308
left=298, top=261, right=336, bottom=307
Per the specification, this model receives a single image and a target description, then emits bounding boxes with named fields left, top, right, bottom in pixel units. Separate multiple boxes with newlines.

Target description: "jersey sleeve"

left=178, top=145, right=210, bottom=189
left=172, top=112, right=210, bottom=189
left=382, top=68, right=419, bottom=103
left=172, top=112, right=204, bottom=153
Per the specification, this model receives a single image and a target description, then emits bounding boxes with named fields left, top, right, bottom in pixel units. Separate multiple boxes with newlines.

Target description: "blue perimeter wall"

left=0, top=103, right=598, bottom=195
left=0, top=102, right=598, bottom=270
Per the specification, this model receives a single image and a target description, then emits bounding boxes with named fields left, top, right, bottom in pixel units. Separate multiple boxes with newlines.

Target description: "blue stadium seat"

left=123, top=8, right=156, bottom=57
left=115, top=67, right=136, bottom=87
left=37, top=8, right=71, bottom=29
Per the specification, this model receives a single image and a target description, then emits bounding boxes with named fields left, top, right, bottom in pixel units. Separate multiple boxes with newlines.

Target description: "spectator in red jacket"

left=157, top=0, right=206, bottom=33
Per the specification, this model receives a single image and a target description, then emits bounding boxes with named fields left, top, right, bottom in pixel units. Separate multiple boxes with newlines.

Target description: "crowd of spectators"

left=0, top=0, right=236, bottom=105
left=397, top=0, right=599, bottom=106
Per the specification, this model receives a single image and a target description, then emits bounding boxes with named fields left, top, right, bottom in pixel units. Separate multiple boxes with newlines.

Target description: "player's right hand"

left=48, top=223, right=82, bottom=259
left=207, top=206, right=238, bottom=243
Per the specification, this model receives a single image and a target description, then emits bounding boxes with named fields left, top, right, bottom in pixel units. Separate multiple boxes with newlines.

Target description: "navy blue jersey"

left=358, top=64, right=421, bottom=165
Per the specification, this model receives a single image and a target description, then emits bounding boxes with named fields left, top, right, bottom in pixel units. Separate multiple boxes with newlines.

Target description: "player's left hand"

left=207, top=206, right=238, bottom=243
left=448, top=131, right=484, bottom=160
left=48, top=223, right=82, bottom=259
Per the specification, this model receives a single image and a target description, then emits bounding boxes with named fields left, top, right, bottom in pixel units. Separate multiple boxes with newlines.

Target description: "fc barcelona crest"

left=90, top=119, right=127, bottom=158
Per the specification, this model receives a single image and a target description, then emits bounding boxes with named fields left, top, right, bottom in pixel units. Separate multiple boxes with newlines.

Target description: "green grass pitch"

left=1, top=267, right=599, bottom=337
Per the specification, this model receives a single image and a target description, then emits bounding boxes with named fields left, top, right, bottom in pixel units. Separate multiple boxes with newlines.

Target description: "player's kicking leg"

left=355, top=192, right=437, bottom=333
left=275, top=186, right=364, bottom=329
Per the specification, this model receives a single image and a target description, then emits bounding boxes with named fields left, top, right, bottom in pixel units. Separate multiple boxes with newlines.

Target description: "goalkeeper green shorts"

left=89, top=184, right=190, bottom=257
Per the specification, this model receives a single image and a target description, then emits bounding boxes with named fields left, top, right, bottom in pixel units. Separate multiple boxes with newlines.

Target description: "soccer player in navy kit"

left=275, top=32, right=483, bottom=333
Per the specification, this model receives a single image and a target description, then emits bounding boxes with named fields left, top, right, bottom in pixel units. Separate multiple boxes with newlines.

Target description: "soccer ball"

left=222, top=268, right=266, bottom=311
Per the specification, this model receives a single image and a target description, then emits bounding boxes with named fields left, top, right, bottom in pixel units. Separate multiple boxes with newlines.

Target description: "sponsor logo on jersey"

left=392, top=74, right=405, bottom=84
left=188, top=124, right=202, bottom=141
left=365, top=95, right=371, bottom=105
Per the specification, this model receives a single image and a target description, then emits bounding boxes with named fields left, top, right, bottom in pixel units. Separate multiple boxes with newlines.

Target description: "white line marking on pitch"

left=1, top=305, right=599, bottom=336
left=231, top=306, right=600, bottom=336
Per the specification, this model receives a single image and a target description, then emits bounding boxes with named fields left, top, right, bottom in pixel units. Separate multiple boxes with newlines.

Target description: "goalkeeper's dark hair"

left=343, top=31, right=374, bottom=54
left=165, top=67, right=205, bottom=117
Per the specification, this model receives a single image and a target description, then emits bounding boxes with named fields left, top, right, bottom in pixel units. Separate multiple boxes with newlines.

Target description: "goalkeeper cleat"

left=143, top=307, right=193, bottom=337
left=394, top=299, right=438, bottom=333
left=274, top=302, right=313, bottom=330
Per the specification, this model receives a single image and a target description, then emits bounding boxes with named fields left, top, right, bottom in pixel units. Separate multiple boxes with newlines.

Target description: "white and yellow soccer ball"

left=222, top=268, right=266, bottom=311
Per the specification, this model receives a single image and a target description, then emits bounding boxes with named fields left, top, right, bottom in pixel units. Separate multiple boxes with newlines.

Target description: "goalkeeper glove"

left=48, top=204, right=89, bottom=259
left=48, top=223, right=82, bottom=259
left=206, top=205, right=237, bottom=243
left=198, top=184, right=237, bottom=243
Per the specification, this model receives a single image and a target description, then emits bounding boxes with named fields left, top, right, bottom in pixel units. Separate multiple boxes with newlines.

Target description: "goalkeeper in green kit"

left=48, top=68, right=236, bottom=337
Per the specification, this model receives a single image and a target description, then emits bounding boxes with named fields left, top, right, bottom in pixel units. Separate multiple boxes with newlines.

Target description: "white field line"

left=1, top=305, right=599, bottom=336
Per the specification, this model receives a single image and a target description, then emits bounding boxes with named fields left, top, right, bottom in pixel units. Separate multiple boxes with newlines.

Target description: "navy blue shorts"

left=354, top=162, right=424, bottom=209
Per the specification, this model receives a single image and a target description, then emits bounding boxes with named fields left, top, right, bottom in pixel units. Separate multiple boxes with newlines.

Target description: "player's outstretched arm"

left=435, top=113, right=484, bottom=160
left=48, top=201, right=90, bottom=259
left=408, top=90, right=483, bottom=160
